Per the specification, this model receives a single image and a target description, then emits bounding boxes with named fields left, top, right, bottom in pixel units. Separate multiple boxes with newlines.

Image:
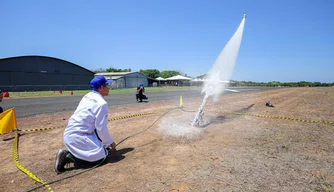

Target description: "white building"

left=94, top=72, right=148, bottom=88
left=166, top=75, right=192, bottom=86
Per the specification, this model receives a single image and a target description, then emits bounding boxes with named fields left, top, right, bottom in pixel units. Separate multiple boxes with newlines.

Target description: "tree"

left=160, top=70, right=180, bottom=78
left=91, top=68, right=106, bottom=73
left=106, top=68, right=131, bottom=72
left=197, top=74, right=207, bottom=79
left=298, top=81, right=311, bottom=87
left=139, top=69, right=161, bottom=78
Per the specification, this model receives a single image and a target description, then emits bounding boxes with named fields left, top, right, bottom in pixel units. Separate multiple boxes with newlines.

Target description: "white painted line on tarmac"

left=225, top=89, right=241, bottom=93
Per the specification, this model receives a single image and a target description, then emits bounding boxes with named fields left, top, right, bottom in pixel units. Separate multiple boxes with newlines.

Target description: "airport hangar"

left=0, top=55, right=95, bottom=92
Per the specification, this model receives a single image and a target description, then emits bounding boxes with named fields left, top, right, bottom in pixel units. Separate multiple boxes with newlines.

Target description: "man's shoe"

left=54, top=149, right=69, bottom=174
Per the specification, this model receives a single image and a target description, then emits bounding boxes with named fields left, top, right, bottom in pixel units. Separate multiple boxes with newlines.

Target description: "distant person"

left=136, top=84, right=148, bottom=102
left=0, top=90, right=3, bottom=113
left=54, top=76, right=116, bottom=174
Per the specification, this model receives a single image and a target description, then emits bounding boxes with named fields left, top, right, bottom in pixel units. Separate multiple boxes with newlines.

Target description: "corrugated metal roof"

left=0, top=55, right=95, bottom=74
left=95, top=72, right=134, bottom=76
left=110, top=76, right=123, bottom=80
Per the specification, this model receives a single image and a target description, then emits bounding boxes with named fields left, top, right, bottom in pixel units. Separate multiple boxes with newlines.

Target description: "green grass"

left=7, top=86, right=201, bottom=98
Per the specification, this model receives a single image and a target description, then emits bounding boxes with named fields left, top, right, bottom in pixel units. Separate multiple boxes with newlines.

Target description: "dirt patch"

left=1, top=87, right=333, bottom=192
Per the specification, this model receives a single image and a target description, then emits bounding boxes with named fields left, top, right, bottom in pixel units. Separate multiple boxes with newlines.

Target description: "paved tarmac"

left=1, top=87, right=273, bottom=118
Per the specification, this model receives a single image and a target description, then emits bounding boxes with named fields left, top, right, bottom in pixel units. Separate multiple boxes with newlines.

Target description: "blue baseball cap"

left=90, top=76, right=113, bottom=91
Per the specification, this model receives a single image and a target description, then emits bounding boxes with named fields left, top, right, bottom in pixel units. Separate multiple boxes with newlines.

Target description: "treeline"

left=92, top=68, right=131, bottom=73
left=232, top=81, right=334, bottom=87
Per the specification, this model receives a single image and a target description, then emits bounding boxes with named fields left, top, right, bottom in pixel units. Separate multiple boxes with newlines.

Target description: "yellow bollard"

left=180, top=96, right=183, bottom=107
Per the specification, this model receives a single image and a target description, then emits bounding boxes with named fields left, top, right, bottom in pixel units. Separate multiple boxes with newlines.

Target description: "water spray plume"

left=192, top=14, right=247, bottom=127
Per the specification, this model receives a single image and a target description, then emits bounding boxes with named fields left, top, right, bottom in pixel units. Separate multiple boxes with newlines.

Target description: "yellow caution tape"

left=7, top=109, right=169, bottom=190
left=6, top=106, right=333, bottom=192
left=1, top=109, right=169, bottom=135
left=5, top=108, right=332, bottom=135
left=12, top=131, right=53, bottom=192
left=0, top=127, right=63, bottom=135
left=207, top=110, right=334, bottom=125
left=109, top=109, right=167, bottom=121
left=21, top=127, right=61, bottom=133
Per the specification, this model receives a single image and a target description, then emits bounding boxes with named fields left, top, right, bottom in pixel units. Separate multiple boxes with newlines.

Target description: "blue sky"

left=1, top=0, right=333, bottom=83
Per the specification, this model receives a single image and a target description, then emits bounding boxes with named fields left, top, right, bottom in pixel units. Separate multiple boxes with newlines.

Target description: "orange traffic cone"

left=4, top=92, right=9, bottom=97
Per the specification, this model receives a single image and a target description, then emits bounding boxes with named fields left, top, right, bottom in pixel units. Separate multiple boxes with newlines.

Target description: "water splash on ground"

left=159, top=117, right=203, bottom=140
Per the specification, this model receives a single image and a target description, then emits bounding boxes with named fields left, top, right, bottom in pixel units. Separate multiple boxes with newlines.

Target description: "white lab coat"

left=64, top=91, right=114, bottom=162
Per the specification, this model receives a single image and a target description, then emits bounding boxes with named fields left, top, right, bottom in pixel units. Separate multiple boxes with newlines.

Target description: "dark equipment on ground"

left=266, top=102, right=274, bottom=107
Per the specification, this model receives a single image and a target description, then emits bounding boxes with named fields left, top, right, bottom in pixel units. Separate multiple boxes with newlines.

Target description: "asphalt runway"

left=1, top=87, right=273, bottom=118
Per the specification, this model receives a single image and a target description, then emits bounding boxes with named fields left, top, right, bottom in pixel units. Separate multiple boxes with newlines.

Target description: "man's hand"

left=109, top=142, right=116, bottom=151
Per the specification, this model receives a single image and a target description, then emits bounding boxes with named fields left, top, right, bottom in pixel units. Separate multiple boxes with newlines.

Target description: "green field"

left=7, top=86, right=201, bottom=98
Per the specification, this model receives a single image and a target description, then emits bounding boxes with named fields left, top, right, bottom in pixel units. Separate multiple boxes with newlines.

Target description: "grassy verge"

left=6, top=86, right=201, bottom=98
